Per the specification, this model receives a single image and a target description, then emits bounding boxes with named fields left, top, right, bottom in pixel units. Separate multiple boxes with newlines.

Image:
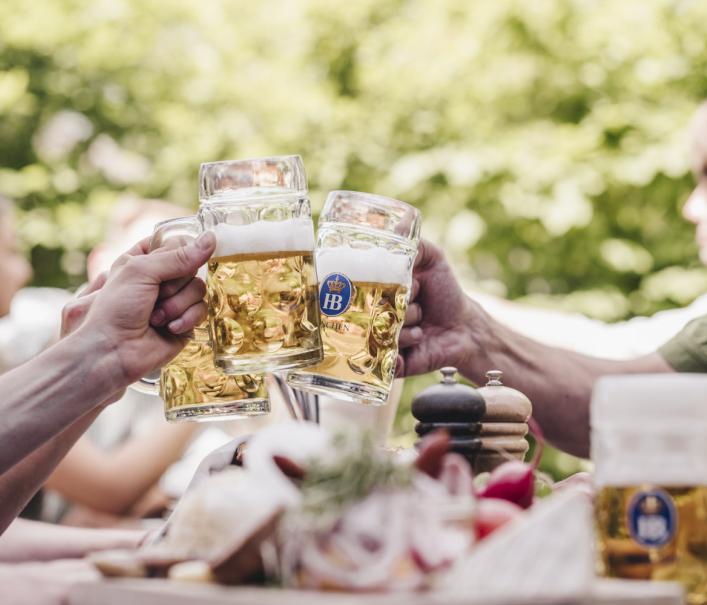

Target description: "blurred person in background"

left=472, top=101, right=707, bottom=360
left=0, top=195, right=65, bottom=374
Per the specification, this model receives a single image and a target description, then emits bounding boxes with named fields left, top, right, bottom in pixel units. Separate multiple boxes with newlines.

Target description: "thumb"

left=144, top=231, right=216, bottom=283
left=413, top=238, right=439, bottom=269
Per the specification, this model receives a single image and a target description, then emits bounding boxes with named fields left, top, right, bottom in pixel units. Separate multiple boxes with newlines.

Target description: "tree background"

left=2, top=0, right=707, bottom=476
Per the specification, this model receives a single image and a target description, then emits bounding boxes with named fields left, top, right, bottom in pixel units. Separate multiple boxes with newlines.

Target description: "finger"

left=152, top=238, right=204, bottom=299
left=414, top=238, right=443, bottom=270
left=78, top=271, right=108, bottom=298
left=410, top=278, right=420, bottom=302
left=61, top=292, right=98, bottom=337
left=166, top=301, right=208, bottom=335
left=398, top=326, right=423, bottom=348
left=395, top=354, right=405, bottom=378
left=151, top=278, right=207, bottom=327
left=111, top=237, right=152, bottom=271
left=158, top=276, right=196, bottom=300
left=140, top=231, right=215, bottom=283
left=405, top=303, right=422, bottom=326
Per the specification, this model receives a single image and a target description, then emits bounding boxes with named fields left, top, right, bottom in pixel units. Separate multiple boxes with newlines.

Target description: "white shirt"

left=472, top=291, right=707, bottom=360
left=0, top=287, right=71, bottom=372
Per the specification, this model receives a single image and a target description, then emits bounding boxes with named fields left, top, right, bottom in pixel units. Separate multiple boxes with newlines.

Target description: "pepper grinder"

left=411, top=368, right=532, bottom=474
left=475, top=369, right=532, bottom=473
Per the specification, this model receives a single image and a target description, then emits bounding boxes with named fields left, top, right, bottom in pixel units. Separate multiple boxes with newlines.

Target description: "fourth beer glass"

left=592, top=375, right=707, bottom=604
left=287, top=191, right=421, bottom=405
left=199, top=156, right=323, bottom=374
left=152, top=217, right=269, bottom=421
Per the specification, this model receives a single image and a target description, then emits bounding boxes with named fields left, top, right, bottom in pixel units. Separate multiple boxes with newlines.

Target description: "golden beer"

left=287, top=191, right=420, bottom=405
left=596, top=486, right=707, bottom=603
left=199, top=156, right=322, bottom=374
left=162, top=323, right=269, bottom=421
left=145, top=215, right=270, bottom=422
left=296, top=280, right=407, bottom=399
left=207, top=247, right=321, bottom=373
left=288, top=241, right=414, bottom=404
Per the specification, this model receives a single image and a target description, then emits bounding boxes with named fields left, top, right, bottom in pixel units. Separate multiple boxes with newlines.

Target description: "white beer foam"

left=317, top=246, right=411, bottom=286
left=212, top=219, right=315, bottom=257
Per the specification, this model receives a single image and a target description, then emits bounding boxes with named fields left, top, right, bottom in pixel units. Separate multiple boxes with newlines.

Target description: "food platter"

left=74, top=424, right=689, bottom=605
left=69, top=578, right=684, bottom=605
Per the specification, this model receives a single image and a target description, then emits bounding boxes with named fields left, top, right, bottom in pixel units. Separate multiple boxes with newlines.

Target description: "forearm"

left=0, top=328, right=122, bottom=474
left=457, top=300, right=673, bottom=458
left=0, top=518, right=143, bottom=562
left=0, top=409, right=101, bottom=533
left=98, top=423, right=197, bottom=513
left=48, top=422, right=197, bottom=515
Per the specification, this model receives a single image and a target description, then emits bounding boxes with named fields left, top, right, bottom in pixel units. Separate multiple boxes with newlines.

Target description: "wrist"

left=65, top=326, right=126, bottom=404
left=454, top=297, right=499, bottom=383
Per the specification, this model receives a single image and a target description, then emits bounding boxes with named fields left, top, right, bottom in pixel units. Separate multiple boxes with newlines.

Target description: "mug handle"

left=129, top=370, right=161, bottom=395
left=130, top=215, right=204, bottom=397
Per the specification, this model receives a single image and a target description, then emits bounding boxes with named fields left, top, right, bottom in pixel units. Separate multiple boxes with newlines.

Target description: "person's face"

left=0, top=213, right=32, bottom=317
left=683, top=107, right=707, bottom=265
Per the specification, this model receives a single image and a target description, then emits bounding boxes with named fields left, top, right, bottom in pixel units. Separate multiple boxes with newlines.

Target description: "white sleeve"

left=472, top=292, right=707, bottom=360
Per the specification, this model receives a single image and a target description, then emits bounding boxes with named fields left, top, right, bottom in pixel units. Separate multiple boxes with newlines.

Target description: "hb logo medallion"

left=319, top=273, right=353, bottom=317
left=627, top=489, right=677, bottom=548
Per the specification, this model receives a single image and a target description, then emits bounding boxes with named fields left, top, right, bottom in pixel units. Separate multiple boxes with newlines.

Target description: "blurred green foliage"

left=2, top=0, right=707, bottom=474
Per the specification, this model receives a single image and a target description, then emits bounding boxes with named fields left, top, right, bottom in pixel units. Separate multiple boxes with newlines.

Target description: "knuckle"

left=159, top=281, right=180, bottom=299
left=159, top=298, right=176, bottom=319
left=174, top=245, right=193, bottom=272
left=122, top=256, right=142, bottom=274
left=111, top=253, right=131, bottom=272
left=194, top=277, right=207, bottom=298
left=123, top=255, right=151, bottom=279
left=61, top=299, right=88, bottom=333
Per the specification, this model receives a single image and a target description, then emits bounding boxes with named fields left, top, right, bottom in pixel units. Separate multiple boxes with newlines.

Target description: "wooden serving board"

left=69, top=578, right=684, bottom=605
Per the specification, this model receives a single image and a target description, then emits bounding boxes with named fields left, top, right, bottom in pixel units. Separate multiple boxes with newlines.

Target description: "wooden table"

left=69, top=578, right=685, bottom=605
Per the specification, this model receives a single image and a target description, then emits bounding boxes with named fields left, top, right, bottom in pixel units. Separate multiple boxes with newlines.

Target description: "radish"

left=415, top=430, right=451, bottom=478
left=474, top=498, right=524, bottom=540
left=477, top=460, right=534, bottom=509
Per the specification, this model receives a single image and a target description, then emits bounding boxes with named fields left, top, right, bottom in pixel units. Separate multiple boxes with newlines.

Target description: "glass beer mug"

left=147, top=216, right=270, bottom=421
left=287, top=191, right=421, bottom=405
left=592, top=374, right=707, bottom=604
left=199, top=156, right=323, bottom=374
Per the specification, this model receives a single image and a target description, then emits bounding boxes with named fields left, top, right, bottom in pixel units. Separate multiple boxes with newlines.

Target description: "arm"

left=0, top=408, right=101, bottom=532
left=399, top=240, right=674, bottom=459
left=444, top=301, right=670, bottom=457
left=0, top=278, right=119, bottom=529
left=45, top=420, right=198, bottom=515
left=0, top=331, right=122, bottom=476
left=0, top=231, right=216, bottom=533
left=0, top=518, right=143, bottom=562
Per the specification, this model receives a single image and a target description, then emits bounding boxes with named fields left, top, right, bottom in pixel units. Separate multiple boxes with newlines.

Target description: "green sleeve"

left=658, top=315, right=707, bottom=373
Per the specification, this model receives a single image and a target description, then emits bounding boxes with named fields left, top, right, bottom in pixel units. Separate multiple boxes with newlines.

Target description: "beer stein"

left=592, top=374, right=707, bottom=602
left=287, top=191, right=421, bottom=405
left=146, top=216, right=270, bottom=422
left=199, top=156, right=323, bottom=374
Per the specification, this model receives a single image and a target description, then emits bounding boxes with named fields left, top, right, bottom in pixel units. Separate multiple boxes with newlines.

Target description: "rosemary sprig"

left=297, top=431, right=413, bottom=518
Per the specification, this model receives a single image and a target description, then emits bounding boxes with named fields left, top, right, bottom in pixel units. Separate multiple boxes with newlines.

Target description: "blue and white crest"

left=627, top=489, right=677, bottom=548
left=319, top=273, right=353, bottom=317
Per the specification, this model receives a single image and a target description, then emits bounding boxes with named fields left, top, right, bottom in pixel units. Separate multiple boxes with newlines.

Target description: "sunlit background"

left=3, top=0, right=707, bottom=476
